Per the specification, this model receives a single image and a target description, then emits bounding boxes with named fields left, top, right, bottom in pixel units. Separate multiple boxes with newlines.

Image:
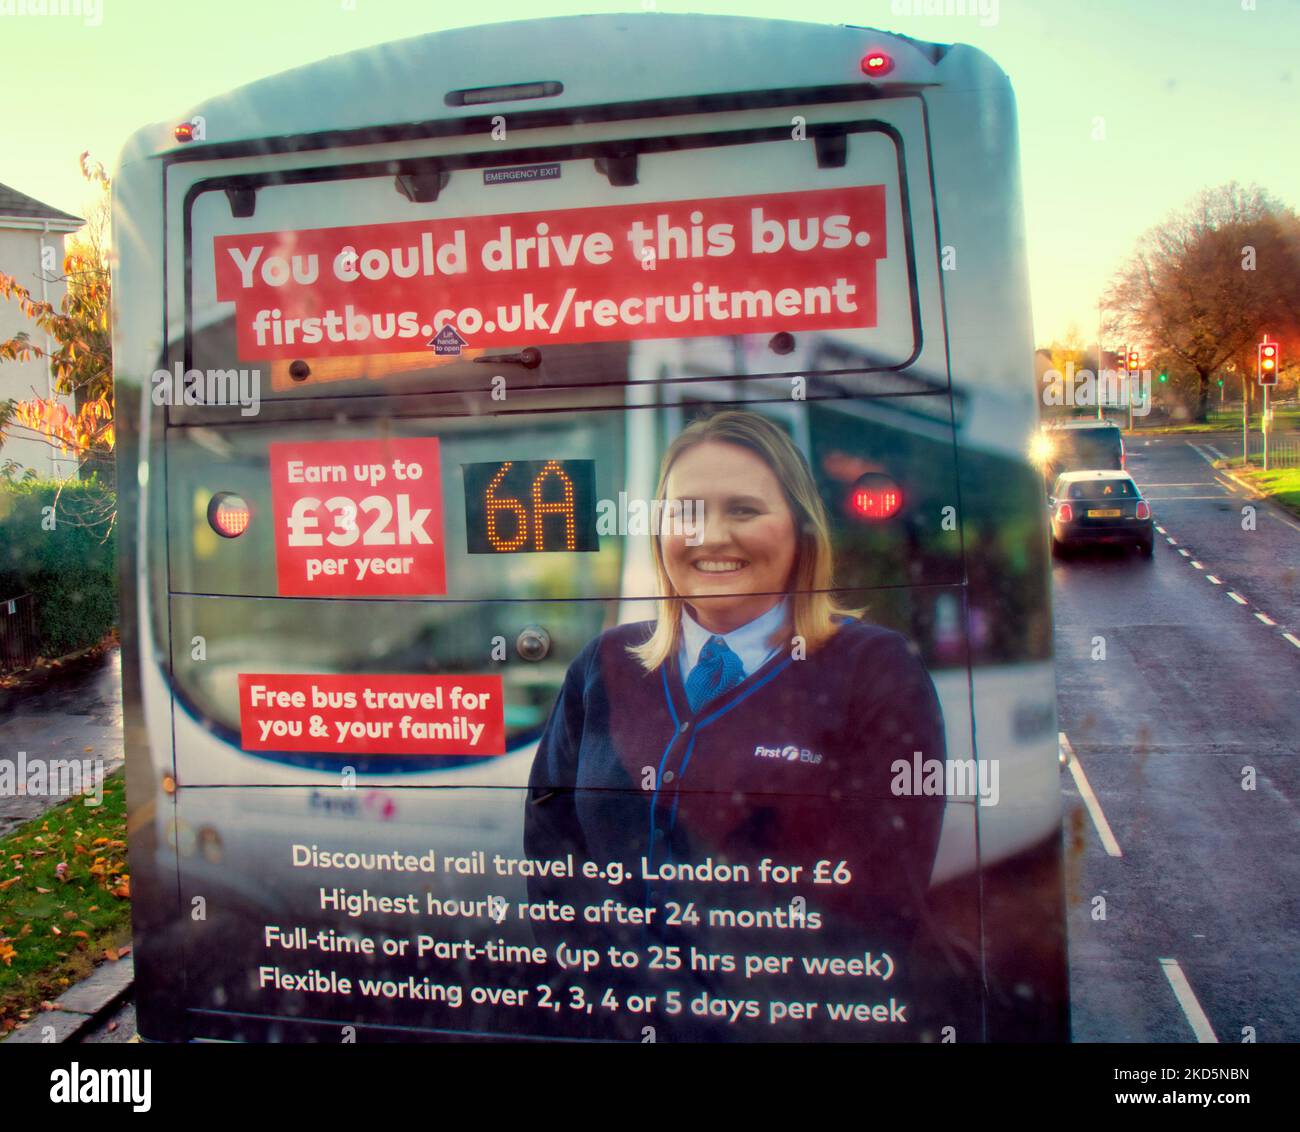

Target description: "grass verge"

left=0, top=768, right=131, bottom=1034
left=1217, top=464, right=1300, bottom=520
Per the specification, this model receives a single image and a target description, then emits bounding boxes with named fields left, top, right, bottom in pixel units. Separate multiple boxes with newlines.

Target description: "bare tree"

left=1104, top=182, right=1300, bottom=421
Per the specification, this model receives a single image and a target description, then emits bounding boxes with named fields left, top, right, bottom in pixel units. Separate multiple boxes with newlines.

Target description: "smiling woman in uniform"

left=524, top=410, right=947, bottom=1037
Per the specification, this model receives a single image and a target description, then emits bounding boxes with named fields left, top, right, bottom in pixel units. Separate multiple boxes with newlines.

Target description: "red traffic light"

left=1259, top=340, right=1279, bottom=384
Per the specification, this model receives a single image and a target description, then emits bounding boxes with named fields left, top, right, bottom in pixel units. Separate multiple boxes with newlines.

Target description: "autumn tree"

left=1104, top=182, right=1300, bottom=422
left=0, top=153, right=113, bottom=476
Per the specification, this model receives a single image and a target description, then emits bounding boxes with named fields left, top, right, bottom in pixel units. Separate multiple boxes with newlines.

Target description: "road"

left=47, top=434, right=1300, bottom=1043
left=1059, top=434, right=1300, bottom=1042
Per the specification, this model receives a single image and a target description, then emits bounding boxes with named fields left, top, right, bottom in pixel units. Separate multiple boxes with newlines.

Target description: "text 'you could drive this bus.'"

left=113, top=14, right=1067, bottom=1043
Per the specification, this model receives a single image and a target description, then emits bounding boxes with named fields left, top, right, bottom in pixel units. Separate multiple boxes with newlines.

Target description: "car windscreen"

left=1066, top=478, right=1134, bottom=499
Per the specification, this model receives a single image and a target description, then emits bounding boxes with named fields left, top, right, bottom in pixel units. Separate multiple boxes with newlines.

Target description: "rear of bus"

left=113, top=14, right=1066, bottom=1042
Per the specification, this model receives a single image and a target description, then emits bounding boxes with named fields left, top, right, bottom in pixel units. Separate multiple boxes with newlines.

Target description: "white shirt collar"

left=679, top=599, right=789, bottom=679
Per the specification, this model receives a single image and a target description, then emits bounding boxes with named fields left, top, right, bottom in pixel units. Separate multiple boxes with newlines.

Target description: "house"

left=0, top=182, right=84, bottom=479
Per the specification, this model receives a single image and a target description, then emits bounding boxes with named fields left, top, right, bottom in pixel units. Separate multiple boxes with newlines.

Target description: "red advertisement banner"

left=237, top=673, right=506, bottom=756
left=212, top=186, right=889, bottom=359
left=268, top=437, right=447, bottom=596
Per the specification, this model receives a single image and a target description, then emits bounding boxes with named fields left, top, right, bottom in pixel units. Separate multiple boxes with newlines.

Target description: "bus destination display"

left=463, top=459, right=599, bottom=553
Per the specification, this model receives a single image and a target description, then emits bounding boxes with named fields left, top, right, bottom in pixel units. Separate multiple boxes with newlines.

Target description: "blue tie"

left=685, top=636, right=745, bottom=713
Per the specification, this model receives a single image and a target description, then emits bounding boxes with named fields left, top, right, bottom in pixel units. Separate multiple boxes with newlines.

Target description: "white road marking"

left=1178, top=549, right=1190, bottom=557
left=1142, top=483, right=1216, bottom=487
left=1206, top=575, right=1222, bottom=585
left=1155, top=525, right=1166, bottom=534
left=1191, top=561, right=1204, bottom=569
left=1187, top=442, right=1214, bottom=465
left=1227, top=591, right=1247, bottom=605
left=1060, top=732, right=1122, bottom=858
left=1284, top=633, right=1300, bottom=650
left=1206, top=445, right=1227, bottom=460
left=1159, top=958, right=1219, bottom=1043
left=1255, top=612, right=1276, bottom=626
left=1166, top=536, right=1177, bottom=545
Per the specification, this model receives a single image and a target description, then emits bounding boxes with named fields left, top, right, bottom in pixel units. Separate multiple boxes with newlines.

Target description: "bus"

left=114, top=13, right=1067, bottom=1042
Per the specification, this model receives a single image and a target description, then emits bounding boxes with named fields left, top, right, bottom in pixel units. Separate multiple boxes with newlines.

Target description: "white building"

left=0, top=182, right=83, bottom=479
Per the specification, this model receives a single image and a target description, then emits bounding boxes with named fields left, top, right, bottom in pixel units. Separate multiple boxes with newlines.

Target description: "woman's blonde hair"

left=629, top=410, right=859, bottom=671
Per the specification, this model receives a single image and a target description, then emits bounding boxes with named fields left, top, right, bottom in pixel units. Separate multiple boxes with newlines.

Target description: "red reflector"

left=208, top=492, right=251, bottom=538
left=861, top=51, right=894, bottom=76
left=849, top=473, right=903, bottom=520
left=1056, top=503, right=1074, bottom=522
left=1136, top=501, right=1150, bottom=520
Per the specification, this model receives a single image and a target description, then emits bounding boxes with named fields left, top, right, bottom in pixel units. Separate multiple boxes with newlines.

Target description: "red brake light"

left=174, top=122, right=195, bottom=143
left=1136, top=501, right=1150, bottom=520
left=208, top=492, right=251, bottom=538
left=849, top=473, right=903, bottom=520
left=861, top=50, right=894, bottom=76
left=1056, top=502, right=1074, bottom=522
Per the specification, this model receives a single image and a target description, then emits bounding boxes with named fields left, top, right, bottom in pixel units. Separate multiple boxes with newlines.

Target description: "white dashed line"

left=1166, top=537, right=1177, bottom=545
left=1227, top=592, right=1247, bottom=605
left=1191, top=561, right=1204, bottom=569
left=1206, top=445, right=1227, bottom=460
left=1284, top=633, right=1300, bottom=650
left=1155, top=525, right=1166, bottom=534
left=1060, top=732, right=1122, bottom=858
left=1178, top=549, right=1190, bottom=557
left=1255, top=613, right=1276, bottom=626
left=1206, top=575, right=1222, bottom=585
left=1159, top=958, right=1219, bottom=1043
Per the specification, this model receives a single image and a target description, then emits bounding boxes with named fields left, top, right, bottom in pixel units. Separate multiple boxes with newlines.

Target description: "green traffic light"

left=1159, top=373, right=1167, bottom=382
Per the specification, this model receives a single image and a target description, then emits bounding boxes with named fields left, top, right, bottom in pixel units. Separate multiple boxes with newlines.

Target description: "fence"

left=0, top=593, right=40, bottom=671
left=1245, top=435, right=1300, bottom=469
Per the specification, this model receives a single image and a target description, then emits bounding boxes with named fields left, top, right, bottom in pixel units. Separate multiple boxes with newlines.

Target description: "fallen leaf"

left=0, top=940, right=16, bottom=966
left=105, top=947, right=119, bottom=961
left=110, top=879, right=130, bottom=899
left=50, top=925, right=62, bottom=935
left=71, top=930, right=89, bottom=940
left=35, top=886, right=52, bottom=894
left=62, top=910, right=78, bottom=920
left=0, top=877, right=21, bottom=891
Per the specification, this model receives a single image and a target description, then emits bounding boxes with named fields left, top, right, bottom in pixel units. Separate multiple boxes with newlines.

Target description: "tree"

left=1103, top=182, right=1300, bottom=422
left=0, top=153, right=113, bottom=474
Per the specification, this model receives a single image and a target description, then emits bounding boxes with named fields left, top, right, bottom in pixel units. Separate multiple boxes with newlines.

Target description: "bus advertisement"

left=113, top=14, right=1067, bottom=1042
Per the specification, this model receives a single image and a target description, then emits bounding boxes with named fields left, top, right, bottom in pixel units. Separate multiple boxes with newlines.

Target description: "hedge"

left=0, top=479, right=117, bottom=658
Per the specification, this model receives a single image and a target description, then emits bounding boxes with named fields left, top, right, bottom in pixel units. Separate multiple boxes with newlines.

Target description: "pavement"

left=0, top=647, right=124, bottom=839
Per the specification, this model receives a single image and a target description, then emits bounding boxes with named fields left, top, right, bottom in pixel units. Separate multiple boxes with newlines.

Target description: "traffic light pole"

left=1263, top=382, right=1270, bottom=472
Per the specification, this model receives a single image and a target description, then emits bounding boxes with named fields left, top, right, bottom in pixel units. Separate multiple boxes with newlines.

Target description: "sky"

left=0, top=0, right=1296, bottom=345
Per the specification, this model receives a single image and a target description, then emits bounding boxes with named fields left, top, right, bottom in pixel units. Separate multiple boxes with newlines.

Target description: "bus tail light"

left=208, top=492, right=251, bottom=538
left=849, top=473, right=903, bottom=520
left=1136, top=501, right=1151, bottom=520
left=1056, top=502, right=1074, bottom=522
left=861, top=50, right=894, bottom=76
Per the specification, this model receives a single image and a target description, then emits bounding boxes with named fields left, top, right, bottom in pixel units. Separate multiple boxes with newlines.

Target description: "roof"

left=0, top=182, right=83, bottom=227
left=1054, top=470, right=1135, bottom=483
left=114, top=15, right=1006, bottom=168
left=1044, top=420, right=1122, bottom=431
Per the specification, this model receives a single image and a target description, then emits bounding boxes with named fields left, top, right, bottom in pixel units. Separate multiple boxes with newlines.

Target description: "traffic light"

left=1259, top=340, right=1279, bottom=386
left=1159, top=372, right=1167, bottom=383
left=1127, top=350, right=1140, bottom=372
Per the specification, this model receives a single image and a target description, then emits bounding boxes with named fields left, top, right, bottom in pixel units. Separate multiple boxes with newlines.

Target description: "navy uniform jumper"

left=524, top=617, right=947, bottom=1038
